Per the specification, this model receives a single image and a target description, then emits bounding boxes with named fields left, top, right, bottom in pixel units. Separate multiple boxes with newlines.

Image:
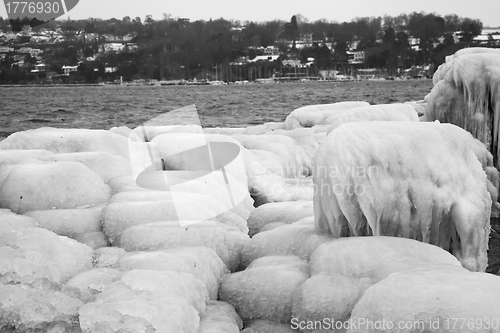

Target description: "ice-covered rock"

left=423, top=48, right=500, bottom=168
left=325, top=103, right=419, bottom=134
left=0, top=128, right=130, bottom=157
left=114, top=247, right=227, bottom=299
left=249, top=174, right=314, bottom=206
left=37, top=151, right=132, bottom=182
left=309, top=237, right=462, bottom=278
left=0, top=162, right=111, bottom=214
left=283, top=101, right=370, bottom=130
left=0, top=284, right=83, bottom=331
left=241, top=319, right=300, bottom=332
left=349, top=266, right=500, bottom=333
left=94, top=246, right=127, bottom=268
left=63, top=267, right=123, bottom=302
left=0, top=209, right=39, bottom=232
left=0, top=227, right=93, bottom=285
left=247, top=200, right=314, bottom=236
left=102, top=192, right=248, bottom=243
left=0, top=149, right=54, bottom=168
left=24, top=205, right=103, bottom=238
left=200, top=300, right=243, bottom=333
left=220, top=256, right=310, bottom=323
left=74, top=231, right=109, bottom=249
left=79, top=294, right=200, bottom=333
left=119, top=221, right=249, bottom=271
left=242, top=220, right=334, bottom=267
left=313, top=121, right=492, bottom=271
left=292, top=274, right=372, bottom=326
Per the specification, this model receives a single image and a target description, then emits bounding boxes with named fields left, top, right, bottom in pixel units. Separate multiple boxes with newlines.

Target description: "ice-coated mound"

left=325, top=103, right=420, bottom=134
left=234, top=134, right=311, bottom=178
left=94, top=246, right=127, bottom=268
left=79, top=294, right=200, bottom=333
left=62, top=267, right=123, bottom=302
left=0, top=209, right=39, bottom=232
left=24, top=205, right=103, bottom=238
left=114, top=247, right=228, bottom=299
left=37, top=151, right=132, bottom=182
left=292, top=274, right=372, bottom=325
left=0, top=284, right=83, bottom=331
left=220, top=255, right=310, bottom=323
left=267, top=128, right=321, bottom=160
left=283, top=101, right=370, bottom=130
left=200, top=300, right=243, bottom=333
left=242, top=220, right=334, bottom=267
left=309, top=237, right=461, bottom=278
left=102, top=193, right=248, bottom=244
left=0, top=128, right=130, bottom=157
left=249, top=173, right=314, bottom=206
left=74, top=231, right=109, bottom=249
left=241, top=319, right=299, bottom=332
left=423, top=48, right=500, bottom=167
left=247, top=200, right=314, bottom=236
left=313, top=121, right=492, bottom=271
left=119, top=221, right=249, bottom=271
left=0, top=161, right=111, bottom=214
left=348, top=266, right=500, bottom=333
left=0, top=227, right=94, bottom=285
left=0, top=149, right=55, bottom=168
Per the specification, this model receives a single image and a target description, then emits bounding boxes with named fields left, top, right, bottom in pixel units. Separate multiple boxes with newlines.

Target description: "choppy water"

left=0, top=80, right=433, bottom=139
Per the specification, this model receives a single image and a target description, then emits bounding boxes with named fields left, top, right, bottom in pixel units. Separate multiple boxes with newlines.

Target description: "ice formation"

left=325, top=103, right=420, bottom=134
left=62, top=267, right=124, bottom=302
left=0, top=284, right=83, bottom=331
left=283, top=101, right=370, bottom=129
left=24, top=205, right=103, bottom=238
left=118, top=220, right=249, bottom=271
left=0, top=227, right=94, bottom=285
left=349, top=266, right=500, bottom=333
left=114, top=247, right=227, bottom=299
left=423, top=48, right=500, bottom=168
left=247, top=200, right=314, bottom=236
left=241, top=319, right=299, bottom=332
left=219, top=255, right=310, bottom=323
left=93, top=246, right=127, bottom=268
left=0, top=209, right=39, bottom=232
left=242, top=219, right=334, bottom=266
left=0, top=161, right=110, bottom=214
left=313, top=121, right=492, bottom=271
left=200, top=301, right=243, bottom=333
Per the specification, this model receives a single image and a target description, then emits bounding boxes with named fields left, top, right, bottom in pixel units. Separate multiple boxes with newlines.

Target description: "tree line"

left=0, top=12, right=488, bottom=83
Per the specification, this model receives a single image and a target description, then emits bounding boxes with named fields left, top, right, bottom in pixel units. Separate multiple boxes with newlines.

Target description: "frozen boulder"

left=220, top=256, right=310, bottom=323
left=309, top=237, right=462, bottom=278
left=292, top=274, right=371, bottom=327
left=247, top=200, right=314, bottom=236
left=0, top=128, right=130, bottom=157
left=37, top=151, right=132, bottom=182
left=0, top=227, right=93, bottom=285
left=0, top=162, right=111, bottom=214
left=242, top=220, right=334, bottom=267
left=0, top=284, right=83, bottom=331
left=325, top=103, right=419, bottom=134
left=313, top=121, right=492, bottom=271
left=115, top=247, right=227, bottom=299
left=94, top=246, right=127, bottom=268
left=349, top=266, right=500, bottom=333
left=74, top=231, right=109, bottom=249
left=0, top=209, right=39, bottom=232
left=241, top=319, right=300, bottom=332
left=62, top=267, right=123, bottom=303
left=102, top=192, right=247, bottom=244
left=283, top=101, right=370, bottom=130
left=24, top=205, right=103, bottom=238
left=119, top=221, right=249, bottom=271
left=200, top=300, right=243, bottom=333
left=79, top=294, right=200, bottom=333
left=0, top=149, right=54, bottom=168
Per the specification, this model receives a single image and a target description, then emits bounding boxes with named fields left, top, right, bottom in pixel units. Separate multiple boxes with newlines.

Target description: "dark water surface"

left=0, top=80, right=433, bottom=138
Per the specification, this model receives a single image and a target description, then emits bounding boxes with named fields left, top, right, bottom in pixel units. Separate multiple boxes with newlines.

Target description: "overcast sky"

left=1, top=0, right=499, bottom=27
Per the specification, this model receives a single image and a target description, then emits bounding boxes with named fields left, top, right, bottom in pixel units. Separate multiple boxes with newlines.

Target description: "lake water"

left=1, top=79, right=499, bottom=274
left=0, top=80, right=433, bottom=139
